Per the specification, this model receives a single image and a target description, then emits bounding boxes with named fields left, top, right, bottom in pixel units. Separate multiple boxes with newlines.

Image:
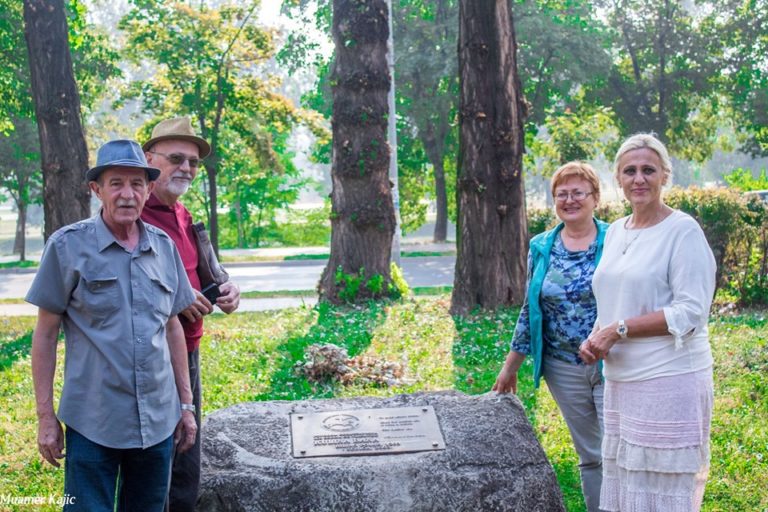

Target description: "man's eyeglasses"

left=554, top=190, right=593, bottom=202
left=148, top=151, right=201, bottom=168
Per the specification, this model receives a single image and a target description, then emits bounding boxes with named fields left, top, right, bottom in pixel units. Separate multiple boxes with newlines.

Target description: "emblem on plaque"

left=322, top=414, right=360, bottom=432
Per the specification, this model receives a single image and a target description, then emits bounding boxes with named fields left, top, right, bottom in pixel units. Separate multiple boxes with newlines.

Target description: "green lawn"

left=0, top=299, right=766, bottom=511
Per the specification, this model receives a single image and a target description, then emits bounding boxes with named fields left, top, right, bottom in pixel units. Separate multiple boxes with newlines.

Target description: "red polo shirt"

left=141, top=193, right=203, bottom=352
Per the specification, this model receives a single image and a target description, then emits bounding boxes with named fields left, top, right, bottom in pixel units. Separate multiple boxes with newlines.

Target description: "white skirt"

left=600, top=367, right=713, bottom=512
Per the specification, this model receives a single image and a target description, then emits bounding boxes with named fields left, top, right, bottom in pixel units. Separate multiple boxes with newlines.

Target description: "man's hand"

left=216, top=281, right=240, bottom=314
left=174, top=410, right=197, bottom=453
left=179, top=290, right=214, bottom=322
left=37, top=413, right=64, bottom=467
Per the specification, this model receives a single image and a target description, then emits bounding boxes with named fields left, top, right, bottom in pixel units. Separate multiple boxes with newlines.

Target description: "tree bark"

left=23, top=0, right=90, bottom=239
left=422, top=125, right=449, bottom=243
left=451, top=0, right=528, bottom=315
left=13, top=202, right=27, bottom=261
left=319, top=0, right=396, bottom=303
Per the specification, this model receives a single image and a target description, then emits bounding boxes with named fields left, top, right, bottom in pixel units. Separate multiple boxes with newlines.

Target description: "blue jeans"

left=64, top=427, right=174, bottom=512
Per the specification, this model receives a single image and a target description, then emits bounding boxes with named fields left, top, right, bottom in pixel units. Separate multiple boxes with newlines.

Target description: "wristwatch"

left=181, top=403, right=196, bottom=414
left=616, top=319, right=628, bottom=339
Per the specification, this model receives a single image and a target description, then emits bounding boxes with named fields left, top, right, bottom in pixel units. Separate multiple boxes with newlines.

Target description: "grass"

left=0, top=301, right=766, bottom=511
left=0, top=260, right=38, bottom=269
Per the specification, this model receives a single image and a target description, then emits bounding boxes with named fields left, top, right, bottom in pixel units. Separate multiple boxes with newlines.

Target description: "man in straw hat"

left=26, top=139, right=198, bottom=511
left=142, top=117, right=240, bottom=511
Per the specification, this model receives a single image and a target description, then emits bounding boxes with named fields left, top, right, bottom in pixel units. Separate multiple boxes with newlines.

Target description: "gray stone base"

left=198, top=391, right=565, bottom=511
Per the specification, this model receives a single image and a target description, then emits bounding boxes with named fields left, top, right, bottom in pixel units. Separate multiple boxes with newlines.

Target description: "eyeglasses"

left=148, top=151, right=201, bottom=168
left=554, top=190, right=593, bottom=202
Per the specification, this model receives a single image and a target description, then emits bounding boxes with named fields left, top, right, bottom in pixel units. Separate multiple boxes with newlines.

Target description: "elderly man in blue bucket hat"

left=26, top=139, right=198, bottom=511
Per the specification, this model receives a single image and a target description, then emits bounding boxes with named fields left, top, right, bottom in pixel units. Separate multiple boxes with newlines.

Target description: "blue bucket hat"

left=86, top=139, right=161, bottom=182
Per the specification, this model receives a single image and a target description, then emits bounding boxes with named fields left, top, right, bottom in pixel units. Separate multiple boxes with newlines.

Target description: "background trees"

left=0, top=0, right=117, bottom=254
left=2, top=0, right=767, bottom=316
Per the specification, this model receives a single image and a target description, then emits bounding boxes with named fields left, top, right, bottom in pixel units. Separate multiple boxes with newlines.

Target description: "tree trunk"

left=206, top=160, right=219, bottom=256
left=23, top=0, right=90, bottom=239
left=432, top=157, right=448, bottom=243
left=13, top=201, right=27, bottom=261
left=319, top=0, right=396, bottom=303
left=451, top=0, right=528, bottom=315
left=422, top=128, right=448, bottom=243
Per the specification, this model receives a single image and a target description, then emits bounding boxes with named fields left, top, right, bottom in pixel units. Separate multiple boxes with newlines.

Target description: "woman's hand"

left=492, top=352, right=526, bottom=394
left=493, top=365, right=519, bottom=394
left=579, top=323, right=620, bottom=363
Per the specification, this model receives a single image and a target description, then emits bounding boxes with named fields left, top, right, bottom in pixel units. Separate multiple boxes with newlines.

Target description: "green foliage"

left=707, top=1, right=768, bottom=156
left=120, top=0, right=328, bottom=250
left=723, top=168, right=768, bottom=192
left=334, top=266, right=366, bottom=303
left=526, top=207, right=556, bottom=238
left=526, top=100, right=620, bottom=175
left=666, top=187, right=768, bottom=306
left=593, top=202, right=630, bottom=224
left=0, top=0, right=118, bottom=256
left=388, top=262, right=410, bottom=299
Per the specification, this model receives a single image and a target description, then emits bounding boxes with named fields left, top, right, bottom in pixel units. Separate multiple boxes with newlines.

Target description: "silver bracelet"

left=180, top=403, right=196, bottom=414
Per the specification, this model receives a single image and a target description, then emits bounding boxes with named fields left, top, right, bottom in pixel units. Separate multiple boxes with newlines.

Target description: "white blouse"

left=592, top=210, right=716, bottom=382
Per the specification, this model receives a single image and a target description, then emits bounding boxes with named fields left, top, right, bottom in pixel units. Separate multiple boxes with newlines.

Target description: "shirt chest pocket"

left=150, top=277, right=174, bottom=318
left=80, top=274, right=120, bottom=315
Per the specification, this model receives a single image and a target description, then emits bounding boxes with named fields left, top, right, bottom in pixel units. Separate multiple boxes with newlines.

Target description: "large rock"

left=198, top=391, right=565, bottom=512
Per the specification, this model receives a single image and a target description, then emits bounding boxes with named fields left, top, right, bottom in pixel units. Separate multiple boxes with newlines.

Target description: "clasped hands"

left=579, top=322, right=620, bottom=364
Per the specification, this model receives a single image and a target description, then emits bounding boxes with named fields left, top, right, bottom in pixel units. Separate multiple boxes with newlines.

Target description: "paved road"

left=0, top=256, right=456, bottom=301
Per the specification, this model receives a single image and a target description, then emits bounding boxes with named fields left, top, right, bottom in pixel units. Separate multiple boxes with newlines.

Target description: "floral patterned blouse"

left=511, top=234, right=599, bottom=365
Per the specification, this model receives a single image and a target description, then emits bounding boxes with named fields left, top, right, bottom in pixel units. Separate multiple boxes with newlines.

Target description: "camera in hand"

left=201, top=283, right=221, bottom=303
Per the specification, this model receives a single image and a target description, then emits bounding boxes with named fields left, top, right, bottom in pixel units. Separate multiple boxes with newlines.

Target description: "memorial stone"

left=198, top=391, right=566, bottom=511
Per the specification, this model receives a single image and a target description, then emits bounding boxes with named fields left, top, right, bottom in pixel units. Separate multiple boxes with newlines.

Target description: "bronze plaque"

left=290, top=406, right=446, bottom=458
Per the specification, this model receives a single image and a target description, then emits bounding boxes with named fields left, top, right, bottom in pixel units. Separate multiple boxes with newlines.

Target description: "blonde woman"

left=580, top=133, right=716, bottom=511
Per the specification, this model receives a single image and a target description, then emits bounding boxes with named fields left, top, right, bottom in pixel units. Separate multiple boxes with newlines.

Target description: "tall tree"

left=121, top=0, right=324, bottom=254
left=710, top=0, right=768, bottom=156
left=318, top=0, right=396, bottom=303
left=591, top=0, right=721, bottom=161
left=395, top=0, right=458, bottom=242
left=23, top=0, right=90, bottom=239
left=451, top=0, right=527, bottom=315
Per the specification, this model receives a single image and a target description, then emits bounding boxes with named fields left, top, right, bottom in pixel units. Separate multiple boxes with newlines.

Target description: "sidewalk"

left=0, top=237, right=456, bottom=265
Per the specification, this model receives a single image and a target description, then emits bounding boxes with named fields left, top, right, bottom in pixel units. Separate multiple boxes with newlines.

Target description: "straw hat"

left=142, top=117, right=211, bottom=158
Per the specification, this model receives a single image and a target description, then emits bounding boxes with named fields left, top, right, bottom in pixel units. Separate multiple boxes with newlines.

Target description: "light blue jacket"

left=525, top=218, right=609, bottom=388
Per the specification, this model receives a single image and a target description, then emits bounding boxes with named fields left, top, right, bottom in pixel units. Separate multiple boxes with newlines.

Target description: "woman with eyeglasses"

left=493, top=161, right=608, bottom=512
left=579, top=133, right=715, bottom=511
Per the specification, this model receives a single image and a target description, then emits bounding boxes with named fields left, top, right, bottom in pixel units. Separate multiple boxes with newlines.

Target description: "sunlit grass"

left=0, top=304, right=765, bottom=511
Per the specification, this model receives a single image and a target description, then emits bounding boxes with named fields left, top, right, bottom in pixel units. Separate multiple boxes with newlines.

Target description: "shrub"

left=666, top=187, right=768, bottom=306
left=526, top=207, right=556, bottom=239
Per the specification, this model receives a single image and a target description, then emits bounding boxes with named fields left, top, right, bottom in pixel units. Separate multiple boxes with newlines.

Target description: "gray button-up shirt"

left=26, top=213, right=196, bottom=449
